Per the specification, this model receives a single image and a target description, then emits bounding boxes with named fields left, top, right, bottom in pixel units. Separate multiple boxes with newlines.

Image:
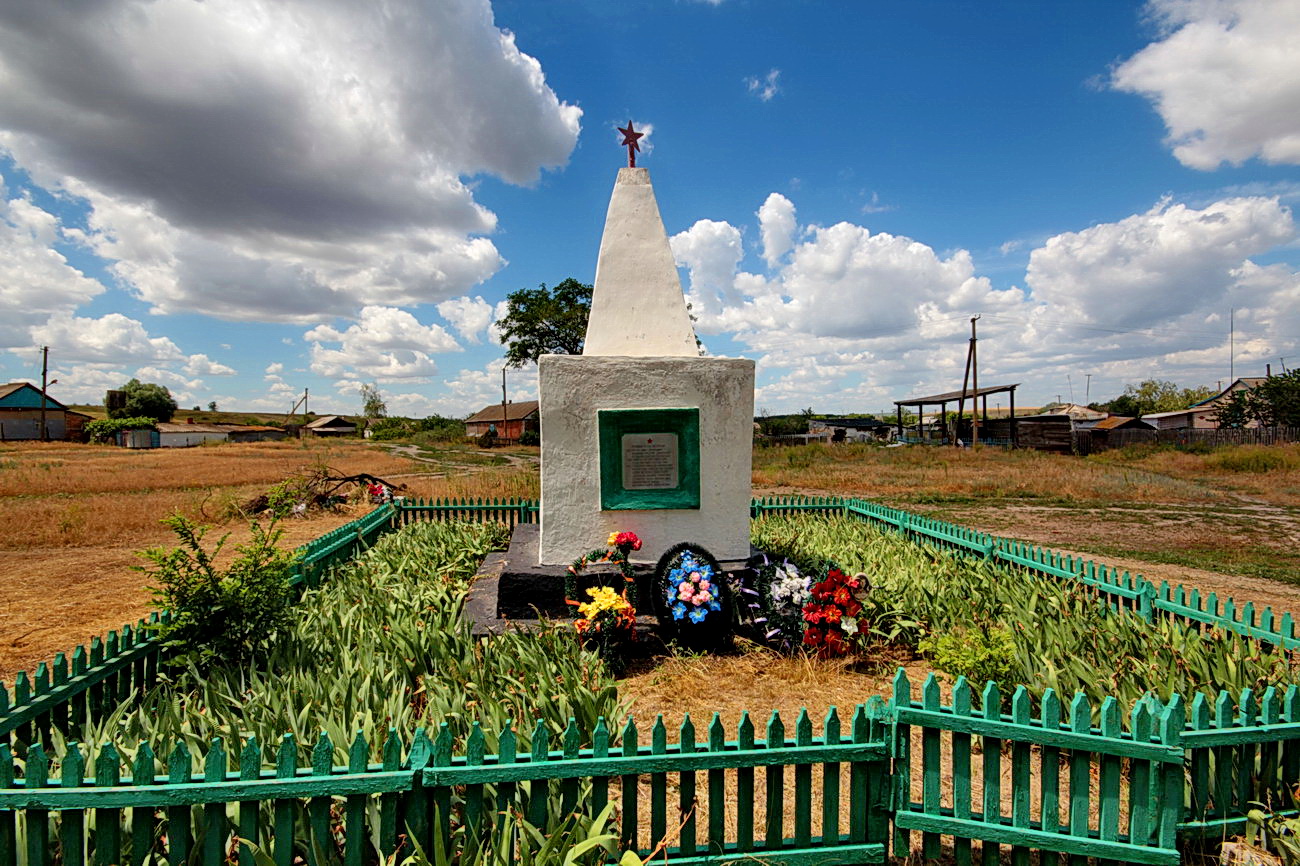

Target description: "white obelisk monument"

left=537, top=124, right=755, bottom=565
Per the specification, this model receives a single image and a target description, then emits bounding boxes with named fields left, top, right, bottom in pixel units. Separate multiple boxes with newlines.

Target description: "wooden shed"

left=302, top=415, right=358, bottom=437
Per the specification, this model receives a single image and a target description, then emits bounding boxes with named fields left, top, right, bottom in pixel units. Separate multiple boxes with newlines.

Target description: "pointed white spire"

left=583, top=167, right=698, bottom=357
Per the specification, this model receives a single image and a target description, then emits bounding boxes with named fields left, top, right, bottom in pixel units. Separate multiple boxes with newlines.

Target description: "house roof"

left=0, top=382, right=69, bottom=411
left=1039, top=403, right=1105, bottom=421
left=157, top=422, right=230, bottom=434
left=895, top=384, right=1018, bottom=407
left=1092, top=415, right=1153, bottom=430
left=1189, top=377, right=1267, bottom=408
left=1141, top=409, right=1200, bottom=420
left=466, top=400, right=540, bottom=424
left=303, top=415, right=356, bottom=429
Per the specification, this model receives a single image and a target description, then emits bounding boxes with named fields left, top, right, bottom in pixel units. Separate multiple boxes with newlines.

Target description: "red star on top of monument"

left=618, top=121, right=644, bottom=167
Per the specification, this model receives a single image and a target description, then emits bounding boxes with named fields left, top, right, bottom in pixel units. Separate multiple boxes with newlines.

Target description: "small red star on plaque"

left=618, top=121, right=644, bottom=167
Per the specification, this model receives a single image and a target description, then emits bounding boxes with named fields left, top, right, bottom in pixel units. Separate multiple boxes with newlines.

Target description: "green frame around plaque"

left=598, top=408, right=701, bottom=511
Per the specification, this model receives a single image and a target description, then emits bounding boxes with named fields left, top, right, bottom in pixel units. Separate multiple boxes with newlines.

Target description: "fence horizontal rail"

left=423, top=741, right=888, bottom=785
left=0, top=769, right=413, bottom=809
left=892, top=707, right=1183, bottom=762
left=893, top=812, right=1179, bottom=865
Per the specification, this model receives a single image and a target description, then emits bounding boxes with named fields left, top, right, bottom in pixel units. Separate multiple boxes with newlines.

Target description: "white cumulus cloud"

left=437, top=296, right=496, bottom=343
left=1112, top=0, right=1300, bottom=169
left=306, top=306, right=461, bottom=382
left=0, top=0, right=581, bottom=322
left=29, top=313, right=184, bottom=365
left=183, top=354, right=236, bottom=377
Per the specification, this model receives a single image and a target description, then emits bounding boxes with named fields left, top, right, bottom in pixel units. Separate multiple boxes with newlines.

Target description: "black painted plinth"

left=465, top=524, right=761, bottom=639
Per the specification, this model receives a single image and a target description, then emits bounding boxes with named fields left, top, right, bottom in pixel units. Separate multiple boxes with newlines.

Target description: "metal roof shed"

left=893, top=383, right=1020, bottom=446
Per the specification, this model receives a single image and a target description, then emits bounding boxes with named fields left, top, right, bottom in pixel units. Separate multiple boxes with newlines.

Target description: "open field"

left=0, top=438, right=538, bottom=681
left=2, top=438, right=1298, bottom=683
left=755, top=441, right=1300, bottom=590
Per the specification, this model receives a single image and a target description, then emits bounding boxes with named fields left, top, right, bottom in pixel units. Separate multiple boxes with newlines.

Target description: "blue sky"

left=1, top=0, right=1298, bottom=416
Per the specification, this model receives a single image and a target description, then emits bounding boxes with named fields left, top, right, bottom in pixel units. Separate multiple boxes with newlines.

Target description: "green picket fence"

left=395, top=497, right=539, bottom=528
left=3, top=678, right=1297, bottom=865
left=0, top=705, right=892, bottom=866
left=4, top=494, right=1300, bottom=864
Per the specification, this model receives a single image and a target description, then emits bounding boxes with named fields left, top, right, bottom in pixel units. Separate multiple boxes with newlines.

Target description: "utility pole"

left=39, top=346, right=49, bottom=442
left=970, top=316, right=980, bottom=446
left=501, top=367, right=508, bottom=443
left=1085, top=373, right=1092, bottom=401
left=1229, top=308, right=1235, bottom=382
left=1067, top=374, right=1075, bottom=404
left=955, top=315, right=980, bottom=446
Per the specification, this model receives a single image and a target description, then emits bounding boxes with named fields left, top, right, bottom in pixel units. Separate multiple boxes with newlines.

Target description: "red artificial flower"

left=613, top=531, right=643, bottom=551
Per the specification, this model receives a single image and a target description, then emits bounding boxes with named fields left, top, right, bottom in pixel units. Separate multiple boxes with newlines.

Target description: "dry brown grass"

left=754, top=440, right=1300, bottom=509
left=621, top=641, right=929, bottom=730
left=753, top=442, right=1216, bottom=504
left=0, top=440, right=426, bottom=552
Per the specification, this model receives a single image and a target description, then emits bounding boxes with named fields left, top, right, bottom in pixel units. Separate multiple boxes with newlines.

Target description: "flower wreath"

left=801, top=562, right=871, bottom=658
left=754, top=555, right=812, bottom=650
left=565, top=531, right=642, bottom=609
left=652, top=542, right=732, bottom=651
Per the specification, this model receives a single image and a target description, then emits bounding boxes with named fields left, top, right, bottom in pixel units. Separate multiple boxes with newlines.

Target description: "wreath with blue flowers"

left=652, top=542, right=732, bottom=650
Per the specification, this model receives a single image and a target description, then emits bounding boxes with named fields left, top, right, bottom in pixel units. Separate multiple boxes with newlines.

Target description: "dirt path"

left=377, top=443, right=538, bottom=480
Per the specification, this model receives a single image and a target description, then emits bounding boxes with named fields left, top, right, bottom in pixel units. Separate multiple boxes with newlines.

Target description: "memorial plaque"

left=621, top=433, right=678, bottom=489
left=598, top=407, right=700, bottom=510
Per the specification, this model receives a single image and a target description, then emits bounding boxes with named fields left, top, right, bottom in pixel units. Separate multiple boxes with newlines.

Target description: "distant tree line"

left=1087, top=379, right=1215, bottom=418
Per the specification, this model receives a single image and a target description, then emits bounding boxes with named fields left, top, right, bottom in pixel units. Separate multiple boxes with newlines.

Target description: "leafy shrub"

left=519, top=428, right=540, bottom=446
left=137, top=515, right=298, bottom=670
left=367, top=417, right=410, bottom=440
left=264, top=478, right=306, bottom=517
left=71, top=520, right=621, bottom=768
left=919, top=625, right=1016, bottom=687
left=85, top=416, right=158, bottom=443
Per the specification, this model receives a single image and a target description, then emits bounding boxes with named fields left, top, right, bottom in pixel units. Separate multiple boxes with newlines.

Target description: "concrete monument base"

left=538, top=354, right=755, bottom=566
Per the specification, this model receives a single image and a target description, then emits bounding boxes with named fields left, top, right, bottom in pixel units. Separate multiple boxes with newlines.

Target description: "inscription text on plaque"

left=621, top=433, right=678, bottom=489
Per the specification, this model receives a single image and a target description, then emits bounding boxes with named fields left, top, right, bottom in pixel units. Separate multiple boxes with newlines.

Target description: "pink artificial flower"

left=698, top=581, right=711, bottom=592
left=689, top=571, right=702, bottom=583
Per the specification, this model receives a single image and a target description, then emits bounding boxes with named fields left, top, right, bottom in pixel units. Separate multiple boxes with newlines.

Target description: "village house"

left=465, top=400, right=539, bottom=441
left=0, top=382, right=92, bottom=441
left=301, top=415, right=358, bottom=437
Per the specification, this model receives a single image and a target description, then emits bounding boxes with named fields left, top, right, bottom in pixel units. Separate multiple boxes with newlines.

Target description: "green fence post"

left=708, top=714, right=726, bottom=855
left=0, top=743, right=15, bottom=866
left=59, top=742, right=86, bottom=866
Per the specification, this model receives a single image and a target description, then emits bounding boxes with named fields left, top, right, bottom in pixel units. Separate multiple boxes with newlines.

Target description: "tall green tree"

left=496, top=278, right=592, bottom=367
left=1096, top=379, right=1214, bottom=417
left=360, top=383, right=387, bottom=419
left=109, top=378, right=178, bottom=422
left=1216, top=371, right=1300, bottom=428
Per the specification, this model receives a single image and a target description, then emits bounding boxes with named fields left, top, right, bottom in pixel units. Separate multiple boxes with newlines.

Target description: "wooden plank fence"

left=0, top=705, right=892, bottom=866
left=5, top=495, right=1300, bottom=863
